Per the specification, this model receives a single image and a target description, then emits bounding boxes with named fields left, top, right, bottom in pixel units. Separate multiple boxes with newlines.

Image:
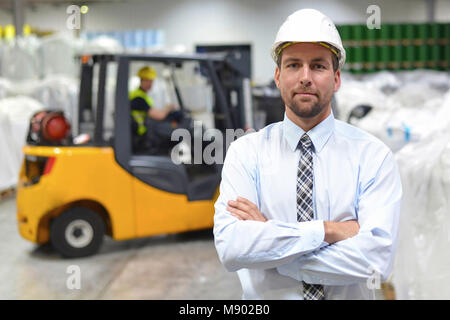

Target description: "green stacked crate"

left=403, top=24, right=416, bottom=70
left=438, top=23, right=444, bottom=69
left=391, top=24, right=403, bottom=70
left=352, top=24, right=365, bottom=73
left=339, top=24, right=352, bottom=72
left=379, top=23, right=392, bottom=71
left=442, top=23, right=450, bottom=70
left=336, top=22, right=449, bottom=73
left=429, top=23, right=440, bottom=69
left=366, top=27, right=379, bottom=72
left=416, top=24, right=428, bottom=69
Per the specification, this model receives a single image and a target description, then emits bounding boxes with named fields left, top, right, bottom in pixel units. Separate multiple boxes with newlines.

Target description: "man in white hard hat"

left=214, top=9, right=402, bottom=300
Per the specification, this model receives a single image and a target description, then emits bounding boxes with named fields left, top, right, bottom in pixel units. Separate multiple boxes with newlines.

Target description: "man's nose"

left=298, top=66, right=312, bottom=87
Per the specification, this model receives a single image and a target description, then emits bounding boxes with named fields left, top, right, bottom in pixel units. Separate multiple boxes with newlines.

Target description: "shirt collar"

left=283, top=110, right=335, bottom=153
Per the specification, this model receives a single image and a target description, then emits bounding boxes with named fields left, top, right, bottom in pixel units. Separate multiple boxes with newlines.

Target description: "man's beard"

left=285, top=96, right=330, bottom=119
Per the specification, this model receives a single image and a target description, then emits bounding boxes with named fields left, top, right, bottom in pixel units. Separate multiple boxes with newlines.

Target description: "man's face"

left=140, top=79, right=153, bottom=92
left=274, top=42, right=340, bottom=120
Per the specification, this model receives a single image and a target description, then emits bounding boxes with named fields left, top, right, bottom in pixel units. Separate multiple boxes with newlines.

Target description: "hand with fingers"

left=227, top=197, right=267, bottom=222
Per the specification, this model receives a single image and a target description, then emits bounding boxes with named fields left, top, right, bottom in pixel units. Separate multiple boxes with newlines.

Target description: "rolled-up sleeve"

left=214, top=139, right=326, bottom=272
left=277, top=150, right=402, bottom=285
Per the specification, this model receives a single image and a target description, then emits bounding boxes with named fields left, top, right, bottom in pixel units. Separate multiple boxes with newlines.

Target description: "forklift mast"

left=77, top=54, right=116, bottom=146
left=219, top=50, right=254, bottom=130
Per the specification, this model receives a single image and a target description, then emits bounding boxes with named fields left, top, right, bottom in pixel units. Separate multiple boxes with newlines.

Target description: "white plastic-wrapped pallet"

left=334, top=78, right=388, bottom=122
left=38, top=34, right=82, bottom=78
left=0, top=109, right=17, bottom=191
left=28, top=75, right=79, bottom=121
left=0, top=41, right=3, bottom=77
left=0, top=78, right=13, bottom=99
left=354, top=93, right=447, bottom=153
left=393, top=130, right=450, bottom=299
left=386, top=82, right=444, bottom=111
left=0, top=40, right=40, bottom=81
left=7, top=76, right=78, bottom=125
left=360, top=70, right=402, bottom=94
left=348, top=72, right=449, bottom=153
left=396, top=69, right=450, bottom=92
left=392, top=90, right=450, bottom=299
left=0, top=96, right=45, bottom=190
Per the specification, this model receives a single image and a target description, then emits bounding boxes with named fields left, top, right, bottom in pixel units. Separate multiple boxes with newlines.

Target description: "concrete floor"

left=0, top=196, right=242, bottom=300
left=1, top=195, right=386, bottom=300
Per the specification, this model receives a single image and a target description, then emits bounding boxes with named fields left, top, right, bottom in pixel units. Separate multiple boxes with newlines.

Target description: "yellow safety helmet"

left=137, top=66, right=157, bottom=80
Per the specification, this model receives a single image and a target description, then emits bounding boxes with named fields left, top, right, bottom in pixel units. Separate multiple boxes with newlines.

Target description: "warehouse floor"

left=0, top=195, right=241, bottom=299
left=1, top=195, right=386, bottom=300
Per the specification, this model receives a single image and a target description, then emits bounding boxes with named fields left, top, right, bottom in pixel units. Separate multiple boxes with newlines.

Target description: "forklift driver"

left=129, top=66, right=184, bottom=154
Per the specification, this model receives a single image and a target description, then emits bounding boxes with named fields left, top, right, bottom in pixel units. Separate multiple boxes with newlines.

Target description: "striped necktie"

left=297, top=133, right=325, bottom=300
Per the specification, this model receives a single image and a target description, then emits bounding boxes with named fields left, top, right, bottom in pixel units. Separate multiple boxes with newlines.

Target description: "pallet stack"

left=337, top=22, right=450, bottom=73
left=0, top=188, right=15, bottom=201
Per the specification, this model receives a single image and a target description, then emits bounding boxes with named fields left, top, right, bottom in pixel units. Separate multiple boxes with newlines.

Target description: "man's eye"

left=313, top=64, right=325, bottom=69
left=286, top=63, right=298, bottom=68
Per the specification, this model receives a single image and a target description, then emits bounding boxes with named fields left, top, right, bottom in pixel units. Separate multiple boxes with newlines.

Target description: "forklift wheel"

left=50, top=207, right=105, bottom=258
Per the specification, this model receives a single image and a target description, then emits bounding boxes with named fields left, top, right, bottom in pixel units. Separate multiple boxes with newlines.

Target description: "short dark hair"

left=331, top=53, right=339, bottom=73
left=276, top=43, right=339, bottom=73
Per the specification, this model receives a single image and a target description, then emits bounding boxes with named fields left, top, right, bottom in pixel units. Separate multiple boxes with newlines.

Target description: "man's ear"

left=274, top=66, right=280, bottom=89
left=333, top=69, right=341, bottom=92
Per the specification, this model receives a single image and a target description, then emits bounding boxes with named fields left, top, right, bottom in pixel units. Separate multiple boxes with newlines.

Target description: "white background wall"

left=0, top=0, right=449, bottom=84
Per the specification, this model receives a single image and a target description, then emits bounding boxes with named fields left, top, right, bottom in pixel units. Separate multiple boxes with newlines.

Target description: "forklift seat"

left=129, top=155, right=220, bottom=201
left=130, top=115, right=166, bottom=155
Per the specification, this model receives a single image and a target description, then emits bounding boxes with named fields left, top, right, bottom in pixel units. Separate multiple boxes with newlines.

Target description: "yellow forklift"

left=17, top=52, right=252, bottom=257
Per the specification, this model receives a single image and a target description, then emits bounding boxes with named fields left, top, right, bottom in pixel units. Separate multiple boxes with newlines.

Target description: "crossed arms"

left=228, top=197, right=360, bottom=245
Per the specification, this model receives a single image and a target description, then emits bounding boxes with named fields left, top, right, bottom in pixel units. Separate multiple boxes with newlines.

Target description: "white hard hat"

left=271, top=9, right=346, bottom=69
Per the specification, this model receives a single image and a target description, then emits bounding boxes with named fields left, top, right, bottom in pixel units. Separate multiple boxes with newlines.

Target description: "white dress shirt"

left=213, top=111, right=402, bottom=299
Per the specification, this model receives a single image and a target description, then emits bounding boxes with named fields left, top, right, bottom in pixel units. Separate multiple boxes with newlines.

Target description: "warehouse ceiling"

left=0, top=0, right=128, bottom=10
